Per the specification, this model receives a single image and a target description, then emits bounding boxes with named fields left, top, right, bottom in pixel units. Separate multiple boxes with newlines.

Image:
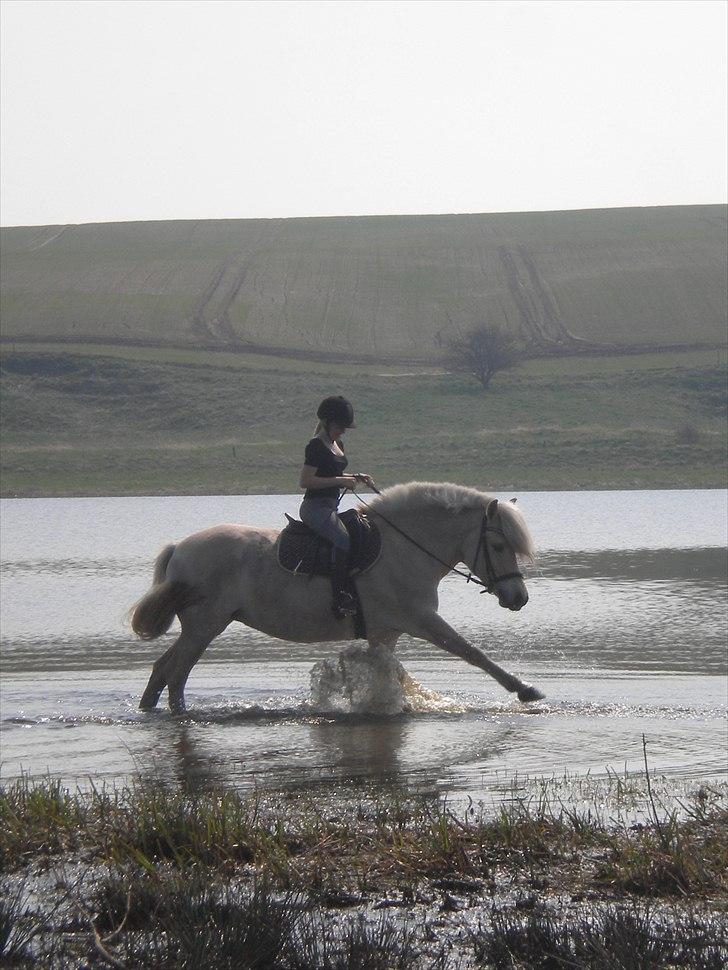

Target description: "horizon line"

left=2, top=200, right=727, bottom=231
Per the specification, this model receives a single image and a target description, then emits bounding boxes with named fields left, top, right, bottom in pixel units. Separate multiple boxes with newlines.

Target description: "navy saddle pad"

left=277, top=508, right=381, bottom=577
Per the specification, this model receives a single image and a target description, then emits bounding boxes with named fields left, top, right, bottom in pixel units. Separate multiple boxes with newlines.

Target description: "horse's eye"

left=492, top=543, right=505, bottom=553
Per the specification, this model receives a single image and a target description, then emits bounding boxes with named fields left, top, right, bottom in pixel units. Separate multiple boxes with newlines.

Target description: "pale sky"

left=1, top=0, right=726, bottom=227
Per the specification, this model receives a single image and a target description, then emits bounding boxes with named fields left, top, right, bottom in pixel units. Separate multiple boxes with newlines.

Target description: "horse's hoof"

left=517, top=685, right=544, bottom=703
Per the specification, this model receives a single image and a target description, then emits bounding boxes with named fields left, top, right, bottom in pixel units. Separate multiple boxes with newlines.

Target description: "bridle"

left=353, top=490, right=523, bottom=596
left=470, top=517, right=524, bottom=594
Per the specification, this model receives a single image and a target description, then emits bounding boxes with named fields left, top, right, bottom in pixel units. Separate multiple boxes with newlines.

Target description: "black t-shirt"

left=303, top=437, right=348, bottom=500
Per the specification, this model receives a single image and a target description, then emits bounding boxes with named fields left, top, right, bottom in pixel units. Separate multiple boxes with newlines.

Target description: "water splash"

left=309, top=643, right=465, bottom=715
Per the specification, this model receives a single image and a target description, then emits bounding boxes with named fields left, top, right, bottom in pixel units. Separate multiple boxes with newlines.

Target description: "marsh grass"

left=10, top=876, right=727, bottom=970
left=0, top=774, right=87, bottom=867
left=590, top=743, right=728, bottom=897
left=471, top=901, right=728, bottom=970
left=2, top=776, right=726, bottom=899
left=112, top=880, right=303, bottom=970
left=598, top=811, right=728, bottom=897
left=289, top=913, right=423, bottom=970
left=0, top=877, right=38, bottom=965
left=65, top=869, right=429, bottom=970
left=2, top=774, right=727, bottom=968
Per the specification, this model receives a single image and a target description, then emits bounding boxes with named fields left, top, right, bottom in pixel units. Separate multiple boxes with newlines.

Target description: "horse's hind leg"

left=140, top=642, right=178, bottom=710
left=140, top=613, right=230, bottom=713
left=164, top=615, right=230, bottom=713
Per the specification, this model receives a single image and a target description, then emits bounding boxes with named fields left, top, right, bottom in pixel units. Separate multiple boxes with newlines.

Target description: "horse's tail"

left=152, top=543, right=176, bottom=585
left=130, top=544, right=197, bottom=641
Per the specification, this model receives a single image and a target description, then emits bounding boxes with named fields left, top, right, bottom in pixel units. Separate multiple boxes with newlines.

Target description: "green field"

left=1, top=343, right=725, bottom=496
left=1, top=206, right=725, bottom=496
left=2, top=205, right=726, bottom=360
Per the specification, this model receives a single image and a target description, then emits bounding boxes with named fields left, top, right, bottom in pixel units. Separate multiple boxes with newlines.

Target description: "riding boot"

left=330, top=547, right=356, bottom=618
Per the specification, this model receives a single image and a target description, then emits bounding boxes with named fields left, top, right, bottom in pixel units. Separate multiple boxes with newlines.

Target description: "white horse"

left=131, top=482, right=542, bottom=712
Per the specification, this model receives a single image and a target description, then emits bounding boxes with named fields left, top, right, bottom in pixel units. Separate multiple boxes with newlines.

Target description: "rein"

left=352, top=488, right=522, bottom=594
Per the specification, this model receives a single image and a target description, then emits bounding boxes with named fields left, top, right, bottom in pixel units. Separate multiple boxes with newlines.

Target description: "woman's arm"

left=299, top=464, right=357, bottom=491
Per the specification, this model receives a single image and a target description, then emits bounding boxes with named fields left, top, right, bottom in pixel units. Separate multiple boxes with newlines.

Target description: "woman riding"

left=299, top=396, right=375, bottom=618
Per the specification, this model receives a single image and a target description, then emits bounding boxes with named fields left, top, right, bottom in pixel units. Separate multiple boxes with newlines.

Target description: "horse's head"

left=466, top=498, right=530, bottom=611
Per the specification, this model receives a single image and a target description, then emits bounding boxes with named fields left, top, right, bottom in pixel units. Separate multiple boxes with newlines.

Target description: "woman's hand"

left=353, top=473, right=376, bottom=489
left=338, top=476, right=359, bottom=489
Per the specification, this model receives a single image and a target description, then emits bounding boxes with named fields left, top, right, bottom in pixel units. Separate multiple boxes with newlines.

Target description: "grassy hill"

left=1, top=206, right=726, bottom=497
left=2, top=206, right=726, bottom=360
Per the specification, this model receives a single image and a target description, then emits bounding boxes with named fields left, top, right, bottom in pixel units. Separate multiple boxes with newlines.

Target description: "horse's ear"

left=509, top=497, right=517, bottom=504
left=486, top=498, right=499, bottom=519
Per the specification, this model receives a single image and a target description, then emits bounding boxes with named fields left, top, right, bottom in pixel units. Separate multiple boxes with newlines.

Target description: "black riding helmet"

left=317, top=395, right=355, bottom=428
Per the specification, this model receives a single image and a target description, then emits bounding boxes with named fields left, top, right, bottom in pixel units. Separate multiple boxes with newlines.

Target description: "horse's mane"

left=365, top=481, right=536, bottom=561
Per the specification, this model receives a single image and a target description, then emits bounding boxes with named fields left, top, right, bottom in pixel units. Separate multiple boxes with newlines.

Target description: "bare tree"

left=446, top=324, right=521, bottom=390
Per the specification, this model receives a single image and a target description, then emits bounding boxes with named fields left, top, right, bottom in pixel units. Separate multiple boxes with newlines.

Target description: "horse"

left=130, top=481, right=543, bottom=713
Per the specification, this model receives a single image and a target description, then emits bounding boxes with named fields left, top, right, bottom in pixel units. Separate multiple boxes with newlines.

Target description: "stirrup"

left=332, top=591, right=357, bottom=619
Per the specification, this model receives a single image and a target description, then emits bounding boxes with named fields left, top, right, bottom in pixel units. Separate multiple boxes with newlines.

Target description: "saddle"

left=277, top=508, right=382, bottom=579
left=277, top=509, right=381, bottom=641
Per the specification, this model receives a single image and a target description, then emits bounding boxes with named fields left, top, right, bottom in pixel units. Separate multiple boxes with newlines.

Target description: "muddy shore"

left=2, top=774, right=726, bottom=968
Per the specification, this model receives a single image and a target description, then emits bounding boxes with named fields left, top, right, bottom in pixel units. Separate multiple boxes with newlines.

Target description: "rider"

left=299, top=396, right=375, bottom=618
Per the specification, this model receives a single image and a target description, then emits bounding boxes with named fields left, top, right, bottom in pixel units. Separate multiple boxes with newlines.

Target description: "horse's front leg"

left=407, top=612, right=544, bottom=702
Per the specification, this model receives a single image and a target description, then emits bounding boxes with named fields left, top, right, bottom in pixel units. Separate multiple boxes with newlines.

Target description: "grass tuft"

left=0, top=774, right=85, bottom=868
left=0, top=877, right=39, bottom=964
left=472, top=901, right=728, bottom=970
left=77, top=870, right=430, bottom=970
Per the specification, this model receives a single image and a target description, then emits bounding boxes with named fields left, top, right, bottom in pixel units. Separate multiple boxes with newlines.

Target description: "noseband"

left=470, top=516, right=524, bottom=594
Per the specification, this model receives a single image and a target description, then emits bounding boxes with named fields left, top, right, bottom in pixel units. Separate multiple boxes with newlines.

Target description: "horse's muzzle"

left=496, top=582, right=529, bottom=611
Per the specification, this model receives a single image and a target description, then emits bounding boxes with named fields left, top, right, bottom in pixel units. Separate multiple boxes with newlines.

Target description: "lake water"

left=1, top=490, right=726, bottom=807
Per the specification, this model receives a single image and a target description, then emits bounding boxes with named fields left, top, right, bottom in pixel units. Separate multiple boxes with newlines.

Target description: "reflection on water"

left=1, top=490, right=726, bottom=801
left=152, top=713, right=516, bottom=798
left=542, top=547, right=727, bottom=584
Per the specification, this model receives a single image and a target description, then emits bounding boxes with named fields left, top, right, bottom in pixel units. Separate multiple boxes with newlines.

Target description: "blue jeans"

left=299, top=497, right=350, bottom=552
